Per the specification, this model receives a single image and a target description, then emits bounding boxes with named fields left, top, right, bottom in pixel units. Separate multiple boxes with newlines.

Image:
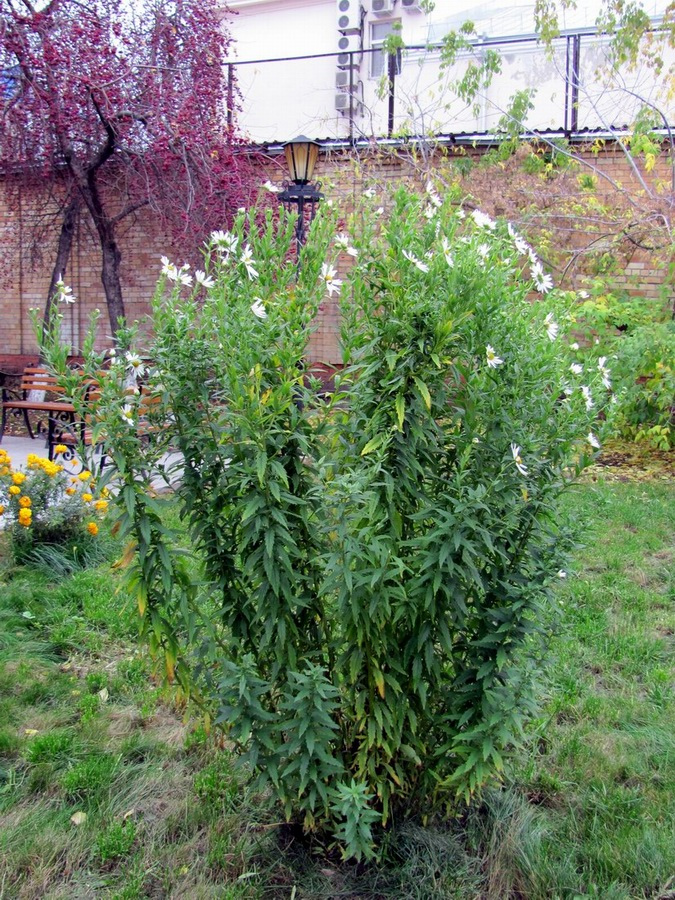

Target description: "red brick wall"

left=1, top=143, right=671, bottom=369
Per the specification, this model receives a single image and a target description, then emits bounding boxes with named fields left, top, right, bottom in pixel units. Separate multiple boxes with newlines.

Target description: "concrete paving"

left=1, top=434, right=182, bottom=490
left=1, top=435, right=55, bottom=472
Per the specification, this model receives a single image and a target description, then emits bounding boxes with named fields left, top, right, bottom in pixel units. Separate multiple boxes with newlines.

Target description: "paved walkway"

left=1, top=435, right=55, bottom=471
left=1, top=435, right=182, bottom=490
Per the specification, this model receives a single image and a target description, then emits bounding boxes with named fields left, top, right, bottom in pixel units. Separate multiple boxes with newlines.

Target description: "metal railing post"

left=387, top=51, right=396, bottom=138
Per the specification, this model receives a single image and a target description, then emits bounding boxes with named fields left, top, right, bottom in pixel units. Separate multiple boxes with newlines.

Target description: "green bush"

left=574, top=287, right=674, bottom=449
left=41, top=188, right=611, bottom=860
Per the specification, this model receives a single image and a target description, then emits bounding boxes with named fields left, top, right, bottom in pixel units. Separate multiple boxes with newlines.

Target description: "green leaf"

left=361, top=433, right=387, bottom=456
left=395, top=394, right=405, bottom=431
left=413, top=377, right=431, bottom=410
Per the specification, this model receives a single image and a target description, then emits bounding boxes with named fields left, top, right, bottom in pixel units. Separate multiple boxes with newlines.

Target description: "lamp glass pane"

left=284, top=139, right=319, bottom=184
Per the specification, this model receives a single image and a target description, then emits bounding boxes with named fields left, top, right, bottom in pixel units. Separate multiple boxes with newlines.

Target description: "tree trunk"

left=78, top=171, right=127, bottom=336
left=100, top=234, right=125, bottom=335
left=40, top=193, right=82, bottom=359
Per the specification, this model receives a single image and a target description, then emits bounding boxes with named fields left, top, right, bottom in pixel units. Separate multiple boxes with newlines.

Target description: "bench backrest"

left=20, top=367, right=67, bottom=396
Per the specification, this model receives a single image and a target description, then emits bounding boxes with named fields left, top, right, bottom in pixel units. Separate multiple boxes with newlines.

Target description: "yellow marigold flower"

left=54, top=444, right=68, bottom=455
left=27, top=454, right=39, bottom=467
left=66, top=487, right=76, bottom=496
left=94, top=500, right=108, bottom=513
left=18, top=508, right=32, bottom=526
left=19, top=496, right=32, bottom=508
left=0, top=504, right=5, bottom=515
left=82, top=493, right=93, bottom=503
left=101, top=487, right=111, bottom=498
left=0, top=466, right=9, bottom=476
left=79, top=470, right=92, bottom=481
left=87, top=522, right=99, bottom=536
left=12, top=472, right=26, bottom=485
left=9, top=485, right=21, bottom=496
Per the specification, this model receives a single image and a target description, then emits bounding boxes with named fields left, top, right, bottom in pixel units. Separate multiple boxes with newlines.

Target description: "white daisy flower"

left=578, top=290, right=589, bottom=299
left=441, top=237, right=454, bottom=267
left=173, top=265, right=193, bottom=287
left=570, top=342, right=580, bottom=351
left=588, top=432, right=601, bottom=449
left=423, top=204, right=436, bottom=220
left=471, top=209, right=496, bottom=230
left=125, top=352, right=147, bottom=378
left=402, top=249, right=429, bottom=273
left=120, top=404, right=135, bottom=425
left=426, top=181, right=442, bottom=208
left=251, top=298, right=267, bottom=319
left=240, top=245, right=259, bottom=280
left=515, top=236, right=531, bottom=256
left=477, top=243, right=490, bottom=260
left=54, top=277, right=76, bottom=304
left=557, top=570, right=567, bottom=578
left=211, top=230, right=239, bottom=257
left=532, top=264, right=554, bottom=295
left=510, top=443, right=528, bottom=476
left=320, top=264, right=342, bottom=297
left=262, top=180, right=281, bottom=193
left=456, top=208, right=465, bottom=219
left=363, top=188, right=376, bottom=199
left=570, top=363, right=583, bottom=375
left=195, top=270, right=215, bottom=289
left=160, top=256, right=176, bottom=278
left=581, top=385, right=594, bottom=411
left=527, top=247, right=540, bottom=267
left=335, top=233, right=358, bottom=257
left=486, top=345, right=504, bottom=368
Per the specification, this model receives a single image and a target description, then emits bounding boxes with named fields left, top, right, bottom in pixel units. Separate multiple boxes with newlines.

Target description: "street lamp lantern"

left=284, top=135, right=320, bottom=185
left=279, top=136, right=323, bottom=253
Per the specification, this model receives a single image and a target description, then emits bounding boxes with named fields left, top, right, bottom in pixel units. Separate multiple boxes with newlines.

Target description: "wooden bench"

left=48, top=383, right=163, bottom=473
left=0, top=367, right=81, bottom=453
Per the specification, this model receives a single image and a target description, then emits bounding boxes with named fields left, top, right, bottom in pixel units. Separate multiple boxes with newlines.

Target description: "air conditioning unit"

left=372, top=0, right=395, bottom=16
left=335, top=93, right=363, bottom=116
left=336, top=70, right=360, bottom=90
left=337, top=0, right=361, bottom=34
left=337, top=32, right=363, bottom=67
left=401, top=0, right=423, bottom=10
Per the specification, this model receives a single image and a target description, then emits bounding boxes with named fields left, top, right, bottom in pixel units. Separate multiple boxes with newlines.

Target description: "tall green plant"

left=40, top=193, right=612, bottom=861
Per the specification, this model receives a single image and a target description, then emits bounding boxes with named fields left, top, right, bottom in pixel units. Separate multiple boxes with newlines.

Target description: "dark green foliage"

left=40, top=194, right=611, bottom=860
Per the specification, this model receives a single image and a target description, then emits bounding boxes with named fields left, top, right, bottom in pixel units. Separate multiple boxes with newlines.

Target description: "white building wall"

left=225, top=0, right=674, bottom=142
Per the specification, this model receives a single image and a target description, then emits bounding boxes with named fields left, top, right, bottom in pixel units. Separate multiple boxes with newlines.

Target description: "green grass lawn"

left=0, top=477, right=673, bottom=899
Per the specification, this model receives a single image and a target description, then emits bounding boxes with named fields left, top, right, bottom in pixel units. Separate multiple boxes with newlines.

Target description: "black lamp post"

left=278, top=136, right=324, bottom=254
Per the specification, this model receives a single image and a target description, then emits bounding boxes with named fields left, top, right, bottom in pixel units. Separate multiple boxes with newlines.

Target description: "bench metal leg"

left=23, top=408, right=35, bottom=440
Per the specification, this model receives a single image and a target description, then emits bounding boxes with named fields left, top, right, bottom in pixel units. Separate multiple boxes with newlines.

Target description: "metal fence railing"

left=225, top=25, right=673, bottom=144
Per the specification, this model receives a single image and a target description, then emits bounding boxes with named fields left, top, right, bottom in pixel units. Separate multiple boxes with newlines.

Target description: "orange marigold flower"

left=66, top=487, right=77, bottom=496
left=87, top=522, right=99, bottom=536
left=9, top=485, right=21, bottom=496
left=18, top=508, right=32, bottom=526
left=18, top=496, right=32, bottom=508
